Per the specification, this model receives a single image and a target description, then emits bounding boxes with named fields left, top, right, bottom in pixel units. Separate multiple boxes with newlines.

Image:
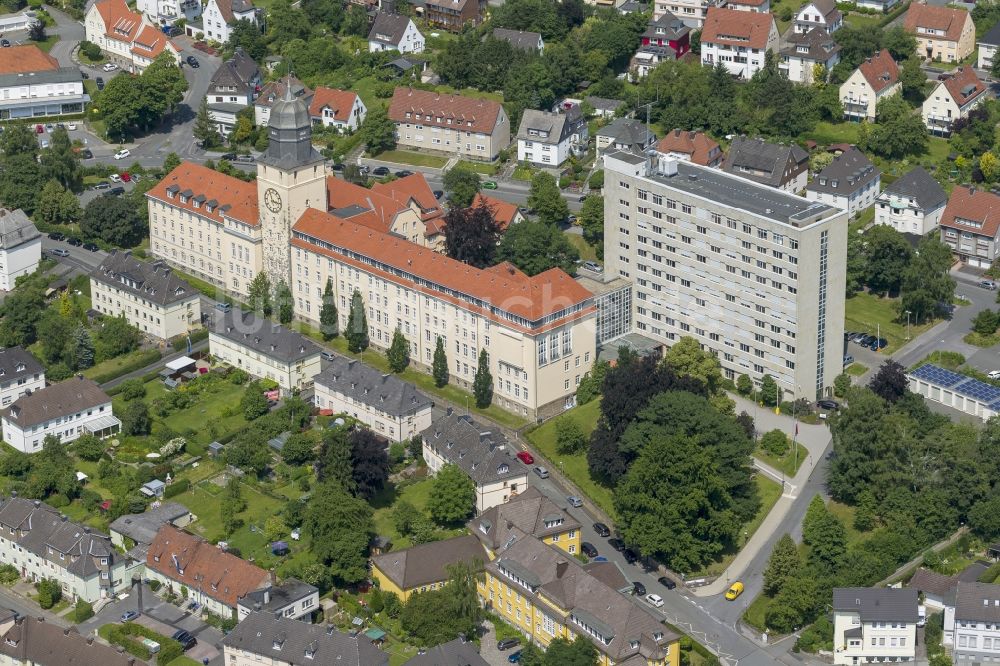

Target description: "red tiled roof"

left=905, top=3, right=971, bottom=44
left=94, top=0, right=143, bottom=43
left=0, top=45, right=58, bottom=74
left=656, top=129, right=721, bottom=167
left=308, top=87, right=359, bottom=123
left=857, top=49, right=899, bottom=94
left=388, top=88, right=503, bottom=135
left=292, top=208, right=593, bottom=325
left=471, top=192, right=519, bottom=231
left=939, top=186, right=1000, bottom=238
left=131, top=24, right=178, bottom=60
left=727, top=0, right=768, bottom=6
left=146, top=525, right=271, bottom=609
left=371, top=173, right=444, bottom=226
left=145, top=162, right=258, bottom=226
left=326, top=176, right=405, bottom=234
left=701, top=7, right=775, bottom=50
left=941, top=66, right=987, bottom=108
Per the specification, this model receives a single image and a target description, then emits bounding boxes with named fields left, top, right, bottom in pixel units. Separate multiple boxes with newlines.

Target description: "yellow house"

left=904, top=3, right=974, bottom=64
left=469, top=486, right=582, bottom=559
left=371, top=534, right=485, bottom=602
left=479, top=535, right=680, bottom=666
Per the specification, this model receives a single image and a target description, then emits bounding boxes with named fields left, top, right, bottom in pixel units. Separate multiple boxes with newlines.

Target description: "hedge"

left=172, top=327, right=210, bottom=352
left=163, top=478, right=190, bottom=498
left=106, top=622, right=183, bottom=664
left=90, top=349, right=162, bottom=384
left=73, top=600, right=94, bottom=623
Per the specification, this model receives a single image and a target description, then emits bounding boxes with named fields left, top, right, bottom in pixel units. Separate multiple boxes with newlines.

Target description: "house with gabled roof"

left=492, top=28, right=543, bottom=53
left=136, top=0, right=201, bottom=29
left=839, top=49, right=900, bottom=121
left=922, top=66, right=989, bottom=136
left=206, top=48, right=261, bottom=136
left=793, top=0, right=842, bottom=34
left=469, top=486, right=581, bottom=558
left=308, top=87, right=366, bottom=132
left=0, top=346, right=44, bottom=409
left=0, top=613, right=148, bottom=666
left=939, top=185, right=1000, bottom=268
left=905, top=2, right=974, bottom=63
left=224, top=611, right=388, bottom=665
left=1, top=376, right=120, bottom=453
left=655, top=129, right=722, bottom=168
left=471, top=192, right=525, bottom=231
left=805, top=146, right=880, bottom=216
left=978, top=20, right=1000, bottom=70
left=630, top=11, right=690, bottom=79
left=371, top=534, right=485, bottom=601
left=779, top=27, right=840, bottom=84
left=944, top=581, right=1000, bottom=663
left=325, top=173, right=445, bottom=249
left=254, top=75, right=311, bottom=126
left=197, top=0, right=256, bottom=43
left=368, top=12, right=424, bottom=54
left=85, top=0, right=180, bottom=73
left=700, top=7, right=778, bottom=78
left=516, top=107, right=587, bottom=166
left=874, top=166, right=947, bottom=235
left=388, top=88, right=510, bottom=161
left=833, top=587, right=918, bottom=665
left=722, top=136, right=809, bottom=193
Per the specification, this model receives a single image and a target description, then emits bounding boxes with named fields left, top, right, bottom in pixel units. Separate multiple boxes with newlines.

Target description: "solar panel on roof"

left=910, top=364, right=966, bottom=387
left=955, top=378, right=1000, bottom=404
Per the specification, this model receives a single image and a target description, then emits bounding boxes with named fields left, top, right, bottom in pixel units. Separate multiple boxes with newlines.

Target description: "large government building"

left=147, top=89, right=596, bottom=419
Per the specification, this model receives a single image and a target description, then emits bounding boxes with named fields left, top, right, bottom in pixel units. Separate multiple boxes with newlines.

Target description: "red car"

left=120, top=172, right=131, bottom=182
left=516, top=450, right=534, bottom=465
left=35, top=124, right=44, bottom=134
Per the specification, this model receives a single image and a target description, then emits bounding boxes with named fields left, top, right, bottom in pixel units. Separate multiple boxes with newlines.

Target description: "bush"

left=761, top=430, right=789, bottom=456
left=90, top=349, right=161, bottom=384
left=172, top=327, right=209, bottom=351
left=47, top=493, right=69, bottom=508
left=148, top=579, right=162, bottom=592
left=36, top=578, right=61, bottom=609
left=118, top=378, right=146, bottom=401
left=588, top=170, right=604, bottom=190
left=0, top=564, right=19, bottom=585
left=163, top=478, right=190, bottom=498
left=73, top=599, right=94, bottom=623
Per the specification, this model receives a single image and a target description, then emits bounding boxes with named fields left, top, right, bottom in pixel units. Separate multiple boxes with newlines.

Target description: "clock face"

left=264, top=188, right=282, bottom=213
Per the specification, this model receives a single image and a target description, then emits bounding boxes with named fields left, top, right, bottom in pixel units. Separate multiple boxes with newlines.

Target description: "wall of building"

left=208, top=333, right=321, bottom=394
left=0, top=238, right=41, bottom=291
left=90, top=277, right=202, bottom=341
left=312, top=383, right=432, bottom=442
left=874, top=199, right=944, bottom=236
left=392, top=108, right=510, bottom=161
left=1, top=401, right=117, bottom=453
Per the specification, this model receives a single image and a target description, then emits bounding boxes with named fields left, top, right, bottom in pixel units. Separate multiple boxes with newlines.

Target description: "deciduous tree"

left=360, top=105, right=396, bottom=155
left=387, top=328, right=410, bottom=373
left=868, top=360, right=908, bottom=403
left=225, top=428, right=271, bottom=475
left=240, top=381, right=270, bottom=420
left=80, top=196, right=144, bottom=247
left=248, top=272, right=272, bottom=317
left=317, top=427, right=356, bottom=493
left=35, top=180, right=81, bottom=226
left=444, top=202, right=500, bottom=268
left=663, top=336, right=722, bottom=393
left=305, top=481, right=374, bottom=584
left=497, top=220, right=579, bottom=276
left=527, top=171, right=569, bottom=225
left=442, top=165, right=481, bottom=208
left=427, top=463, right=475, bottom=524
left=349, top=429, right=389, bottom=499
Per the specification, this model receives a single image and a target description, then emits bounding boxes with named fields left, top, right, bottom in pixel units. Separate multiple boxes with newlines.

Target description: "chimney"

left=87, top=637, right=94, bottom=645
left=970, top=186, right=977, bottom=195
left=556, top=560, right=568, bottom=579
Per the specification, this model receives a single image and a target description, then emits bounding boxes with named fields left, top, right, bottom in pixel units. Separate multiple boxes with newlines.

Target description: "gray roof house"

left=875, top=166, right=947, bottom=235
left=109, top=502, right=193, bottom=557
left=978, top=20, right=1000, bottom=70
left=492, top=28, right=544, bottom=52
left=585, top=95, right=625, bottom=118
left=0, top=208, right=41, bottom=291
left=367, top=12, right=424, bottom=54
left=833, top=587, right=919, bottom=621
left=404, top=638, right=488, bottom=665
left=909, top=567, right=958, bottom=610
left=469, top=486, right=581, bottom=552
left=223, top=611, right=388, bottom=665
left=91, top=251, right=198, bottom=308
left=945, top=582, right=1000, bottom=662
left=596, top=118, right=656, bottom=156
left=0, top=614, right=147, bottom=666
left=806, top=146, right=880, bottom=215
left=516, top=106, right=588, bottom=166
left=206, top=47, right=261, bottom=135
left=372, top=534, right=485, bottom=594
left=0, top=208, right=40, bottom=252
left=237, top=578, right=319, bottom=621
left=723, top=136, right=810, bottom=193
left=0, top=346, right=44, bottom=407
left=779, top=27, right=841, bottom=85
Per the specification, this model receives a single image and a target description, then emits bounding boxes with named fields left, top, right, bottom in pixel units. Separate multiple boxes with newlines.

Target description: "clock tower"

left=256, top=82, right=327, bottom=292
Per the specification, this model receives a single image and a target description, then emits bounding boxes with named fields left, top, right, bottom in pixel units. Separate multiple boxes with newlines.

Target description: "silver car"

left=567, top=496, right=582, bottom=508
left=533, top=466, right=549, bottom=479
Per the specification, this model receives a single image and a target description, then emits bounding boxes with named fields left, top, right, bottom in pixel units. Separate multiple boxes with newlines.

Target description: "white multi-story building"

left=922, top=66, right=988, bottom=136
left=85, top=0, right=180, bottom=73
left=806, top=147, right=880, bottom=217
left=90, top=250, right=202, bottom=341
left=136, top=0, right=200, bottom=27
left=308, top=87, right=366, bottom=132
left=833, top=587, right=918, bottom=665
left=516, top=107, right=587, bottom=167
left=840, top=49, right=900, bottom=122
left=778, top=28, right=840, bottom=85
left=237, top=579, right=319, bottom=622
left=0, top=47, right=88, bottom=120
left=224, top=611, right=388, bottom=665
left=700, top=7, right=778, bottom=79
left=979, top=22, right=1000, bottom=70
left=206, top=48, right=260, bottom=136
left=0, top=209, right=41, bottom=291
left=793, top=0, right=842, bottom=34
left=653, top=0, right=723, bottom=27
left=874, top=167, right=947, bottom=235
left=603, top=150, right=847, bottom=401
left=0, top=347, right=44, bottom=409
left=945, top=582, right=1000, bottom=663
left=367, top=12, right=424, bottom=54
left=197, top=0, right=256, bottom=43
left=0, top=376, right=120, bottom=453
left=313, top=356, right=433, bottom=442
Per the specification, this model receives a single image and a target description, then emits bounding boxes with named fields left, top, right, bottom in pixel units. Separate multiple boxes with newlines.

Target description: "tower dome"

left=258, top=79, right=322, bottom=170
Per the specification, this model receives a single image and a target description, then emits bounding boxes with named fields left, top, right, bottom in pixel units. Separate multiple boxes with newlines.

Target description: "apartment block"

left=944, top=582, right=1000, bottom=663
left=653, top=0, right=724, bottom=28
left=833, top=587, right=918, bottom=665
left=387, top=88, right=510, bottom=161
left=0, top=347, right=45, bottom=409
left=603, top=150, right=847, bottom=400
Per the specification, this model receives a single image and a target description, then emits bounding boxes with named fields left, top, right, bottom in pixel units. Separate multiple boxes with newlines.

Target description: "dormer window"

left=497, top=464, right=509, bottom=474
left=180, top=195, right=189, bottom=204
left=14, top=364, right=24, bottom=372
left=166, top=190, right=175, bottom=199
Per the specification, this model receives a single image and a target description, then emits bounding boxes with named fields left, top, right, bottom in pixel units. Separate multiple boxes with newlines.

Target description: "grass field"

left=456, top=160, right=498, bottom=175
left=373, top=150, right=448, bottom=168
left=124, top=379, right=250, bottom=448
left=370, top=476, right=463, bottom=549
left=845, top=13, right=881, bottom=28
left=566, top=233, right=598, bottom=262
left=82, top=348, right=159, bottom=382
left=845, top=291, right=936, bottom=352
left=755, top=441, right=809, bottom=478
left=846, top=363, right=868, bottom=376
left=805, top=121, right=860, bottom=146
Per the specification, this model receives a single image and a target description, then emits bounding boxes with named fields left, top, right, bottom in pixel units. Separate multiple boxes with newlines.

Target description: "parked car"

left=645, top=593, right=664, bottom=608
left=66, top=237, right=83, bottom=246
left=632, top=581, right=646, bottom=596
left=93, top=181, right=110, bottom=190
left=81, top=149, right=93, bottom=159
left=121, top=610, right=139, bottom=622
left=120, top=172, right=131, bottom=182
left=40, top=139, right=48, bottom=148
left=725, top=581, right=744, bottom=601
left=67, top=123, right=78, bottom=131
left=221, top=153, right=237, bottom=161
left=83, top=242, right=99, bottom=252
left=372, top=166, right=390, bottom=176
left=102, top=62, right=118, bottom=72
left=35, top=124, right=44, bottom=134
left=47, top=232, right=65, bottom=241
left=507, top=651, right=522, bottom=663
left=433, top=190, right=444, bottom=199
left=608, top=537, right=624, bottom=551
left=817, top=399, right=839, bottom=411
left=988, top=370, right=1000, bottom=380
left=483, top=180, right=499, bottom=190
left=395, top=169, right=413, bottom=178
left=658, top=576, right=677, bottom=590
left=623, top=548, right=639, bottom=564
left=533, top=466, right=549, bottom=479
left=50, top=248, right=70, bottom=257
left=235, top=154, right=255, bottom=163
left=96, top=77, right=105, bottom=90
left=330, top=162, right=345, bottom=171
left=980, top=280, right=997, bottom=290
left=109, top=173, right=122, bottom=183
left=0, top=39, right=9, bottom=47
left=566, top=496, right=582, bottom=508
left=321, top=351, right=336, bottom=362
left=106, top=186, right=126, bottom=196
left=581, top=261, right=602, bottom=273
left=186, top=55, right=199, bottom=67
left=593, top=522, right=611, bottom=537
left=497, top=638, right=520, bottom=651
left=171, top=630, right=196, bottom=650
left=214, top=302, right=232, bottom=312
left=869, top=337, right=887, bottom=351
left=114, top=148, right=130, bottom=160
left=581, top=542, right=598, bottom=558
left=516, top=450, right=534, bottom=465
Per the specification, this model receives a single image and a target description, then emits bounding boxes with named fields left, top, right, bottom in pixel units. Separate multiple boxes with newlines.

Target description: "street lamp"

left=904, top=310, right=912, bottom=340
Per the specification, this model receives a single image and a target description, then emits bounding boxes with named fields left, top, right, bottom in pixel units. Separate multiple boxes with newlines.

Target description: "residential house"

left=805, top=146, right=880, bottom=216
left=493, top=28, right=543, bottom=53
left=904, top=2, right=975, bottom=63
left=944, top=582, right=1000, bottom=662
left=423, top=0, right=486, bottom=31
left=422, top=410, right=528, bottom=513
left=922, top=66, right=988, bottom=136
left=840, top=49, right=900, bottom=121
left=779, top=28, right=840, bottom=84
left=516, top=107, right=587, bottom=167
left=471, top=192, right=525, bottom=231
left=85, top=0, right=180, bottom=73
left=130, top=24, right=181, bottom=72
left=312, top=356, right=433, bottom=442
left=90, top=251, right=202, bottom=341
left=371, top=534, right=486, bottom=602
left=584, top=96, right=625, bottom=118
left=146, top=525, right=271, bottom=618
left=655, top=129, right=723, bottom=167
left=699, top=7, right=778, bottom=78
left=0, top=495, right=141, bottom=602
left=368, top=12, right=425, bottom=54
left=109, top=502, right=194, bottom=557
left=630, top=11, right=691, bottom=79
left=0, top=347, right=44, bottom=409
left=978, top=21, right=1000, bottom=70
left=223, top=611, right=388, bottom=666
left=793, top=0, right=842, bottom=34
left=197, top=0, right=256, bottom=43
left=0, top=46, right=88, bottom=120
left=653, top=0, right=725, bottom=28
left=209, top=309, right=321, bottom=394
left=595, top=117, right=656, bottom=156
left=481, top=534, right=681, bottom=665
left=0, top=208, right=40, bottom=292
left=254, top=75, right=311, bottom=127
left=855, top=0, right=899, bottom=10
left=909, top=567, right=958, bottom=611
left=939, top=185, right=1000, bottom=268
left=308, top=87, right=366, bottom=132
left=469, top=486, right=582, bottom=558
left=0, top=376, right=120, bottom=453
left=237, top=579, right=319, bottom=622
left=0, top=613, right=148, bottom=666
left=726, top=0, right=769, bottom=11
left=136, top=0, right=200, bottom=28
left=722, top=136, right=809, bottom=192
left=326, top=173, right=446, bottom=249
left=387, top=88, right=510, bottom=161
left=832, top=587, right=918, bottom=665
left=874, top=166, right=947, bottom=235
left=206, top=48, right=260, bottom=136
left=403, top=638, right=487, bottom=666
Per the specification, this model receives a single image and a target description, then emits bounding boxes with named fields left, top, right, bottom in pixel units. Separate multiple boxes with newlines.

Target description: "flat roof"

left=573, top=273, right=631, bottom=297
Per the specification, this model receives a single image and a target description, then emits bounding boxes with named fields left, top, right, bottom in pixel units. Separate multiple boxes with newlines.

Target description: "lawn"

left=804, top=121, right=860, bottom=146
left=30, top=35, right=60, bottom=53
left=845, top=13, right=881, bottom=28
left=372, top=150, right=448, bottom=169
left=525, top=399, right=613, bottom=518
left=845, top=363, right=868, bottom=376
left=755, top=441, right=809, bottom=478
left=849, top=207, right=876, bottom=235
left=455, top=160, right=498, bottom=175
left=131, top=380, right=250, bottom=449
left=566, top=233, right=598, bottom=262
left=370, top=475, right=465, bottom=549
left=82, top=348, right=160, bottom=382
left=844, top=291, right=936, bottom=352
left=512, top=165, right=535, bottom=181
left=692, top=476, right=782, bottom=578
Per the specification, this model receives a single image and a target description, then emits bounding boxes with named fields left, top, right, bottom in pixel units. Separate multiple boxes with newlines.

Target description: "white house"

left=793, top=0, right=842, bottom=34
left=874, top=167, right=947, bottom=235
left=368, top=12, right=424, bottom=54
left=700, top=7, right=778, bottom=79
left=136, top=0, right=201, bottom=27
left=833, top=587, right=918, bottom=665
left=85, top=0, right=180, bottom=74
left=237, top=579, right=319, bottom=622
left=840, top=49, right=900, bottom=122
left=779, top=27, right=840, bottom=85
left=978, top=21, right=1000, bottom=70
left=0, top=376, right=120, bottom=454
left=516, top=107, right=587, bottom=166
left=196, top=0, right=256, bottom=43
left=313, top=356, right=433, bottom=442
left=206, top=48, right=260, bottom=136
left=224, top=612, right=388, bottom=666
left=944, top=582, right=1000, bottom=663
left=0, top=209, right=40, bottom=292
left=0, top=46, right=88, bottom=120
left=307, top=87, right=366, bottom=132
left=922, top=66, right=989, bottom=136
left=90, top=250, right=202, bottom=342
left=805, top=147, right=880, bottom=216
left=422, top=410, right=528, bottom=514
left=254, top=75, right=311, bottom=127
left=209, top=309, right=322, bottom=395
left=0, top=347, right=44, bottom=409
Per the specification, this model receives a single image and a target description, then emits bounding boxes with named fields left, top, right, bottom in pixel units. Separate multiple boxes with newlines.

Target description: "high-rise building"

left=602, top=150, right=847, bottom=400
